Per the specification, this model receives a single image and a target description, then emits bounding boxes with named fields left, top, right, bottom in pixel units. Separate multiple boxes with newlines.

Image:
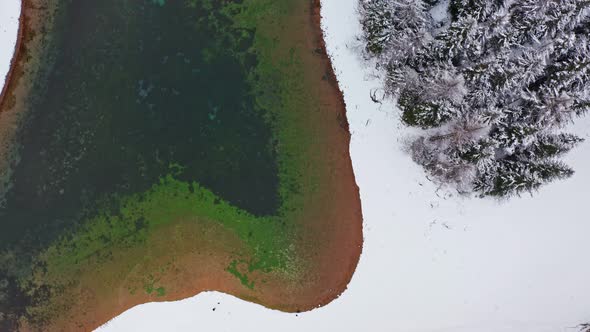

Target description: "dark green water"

left=0, top=0, right=279, bottom=249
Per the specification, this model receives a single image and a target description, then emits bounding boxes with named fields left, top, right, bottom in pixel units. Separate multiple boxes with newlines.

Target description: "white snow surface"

left=0, top=0, right=583, bottom=331
left=430, top=0, right=450, bottom=24
left=0, top=0, right=20, bottom=93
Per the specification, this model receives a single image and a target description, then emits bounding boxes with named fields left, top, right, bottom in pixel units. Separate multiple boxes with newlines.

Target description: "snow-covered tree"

left=360, top=0, right=589, bottom=197
left=473, top=159, right=574, bottom=197
left=360, top=0, right=433, bottom=64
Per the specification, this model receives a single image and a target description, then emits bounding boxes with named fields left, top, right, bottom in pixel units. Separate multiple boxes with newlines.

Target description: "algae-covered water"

left=0, top=0, right=288, bottom=328
left=0, top=0, right=360, bottom=329
left=0, top=0, right=278, bottom=249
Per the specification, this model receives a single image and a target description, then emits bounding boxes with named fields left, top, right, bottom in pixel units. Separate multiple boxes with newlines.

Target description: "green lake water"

left=0, top=1, right=287, bottom=327
left=0, top=0, right=279, bottom=249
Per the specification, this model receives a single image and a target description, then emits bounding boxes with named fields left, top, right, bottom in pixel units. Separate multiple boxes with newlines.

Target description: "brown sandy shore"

left=0, top=0, right=25, bottom=191
left=0, top=0, right=59, bottom=197
left=0, top=1, right=24, bottom=112
left=1, top=0, right=364, bottom=330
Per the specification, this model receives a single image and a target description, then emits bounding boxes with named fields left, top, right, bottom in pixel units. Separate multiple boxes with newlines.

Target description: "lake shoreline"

left=305, top=0, right=363, bottom=309
left=82, top=1, right=365, bottom=328
left=1, top=1, right=364, bottom=330
left=0, top=0, right=24, bottom=113
left=0, top=0, right=25, bottom=194
left=0, top=0, right=60, bottom=200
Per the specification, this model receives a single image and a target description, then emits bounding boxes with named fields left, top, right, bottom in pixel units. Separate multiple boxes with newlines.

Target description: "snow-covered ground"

left=0, top=0, right=20, bottom=91
left=1, top=0, right=589, bottom=331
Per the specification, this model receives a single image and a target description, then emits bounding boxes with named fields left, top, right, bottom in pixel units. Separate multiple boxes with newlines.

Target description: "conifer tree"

left=360, top=0, right=590, bottom=197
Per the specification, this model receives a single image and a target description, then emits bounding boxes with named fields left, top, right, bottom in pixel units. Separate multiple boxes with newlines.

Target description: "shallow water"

left=0, top=0, right=279, bottom=249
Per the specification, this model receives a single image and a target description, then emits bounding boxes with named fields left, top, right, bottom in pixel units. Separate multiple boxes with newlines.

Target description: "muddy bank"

left=0, top=0, right=59, bottom=201
left=0, top=0, right=25, bottom=197
left=0, top=1, right=24, bottom=114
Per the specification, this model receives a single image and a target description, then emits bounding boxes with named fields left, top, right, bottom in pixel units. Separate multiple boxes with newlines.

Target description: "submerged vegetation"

left=360, top=0, right=590, bottom=197
left=0, top=0, right=361, bottom=329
